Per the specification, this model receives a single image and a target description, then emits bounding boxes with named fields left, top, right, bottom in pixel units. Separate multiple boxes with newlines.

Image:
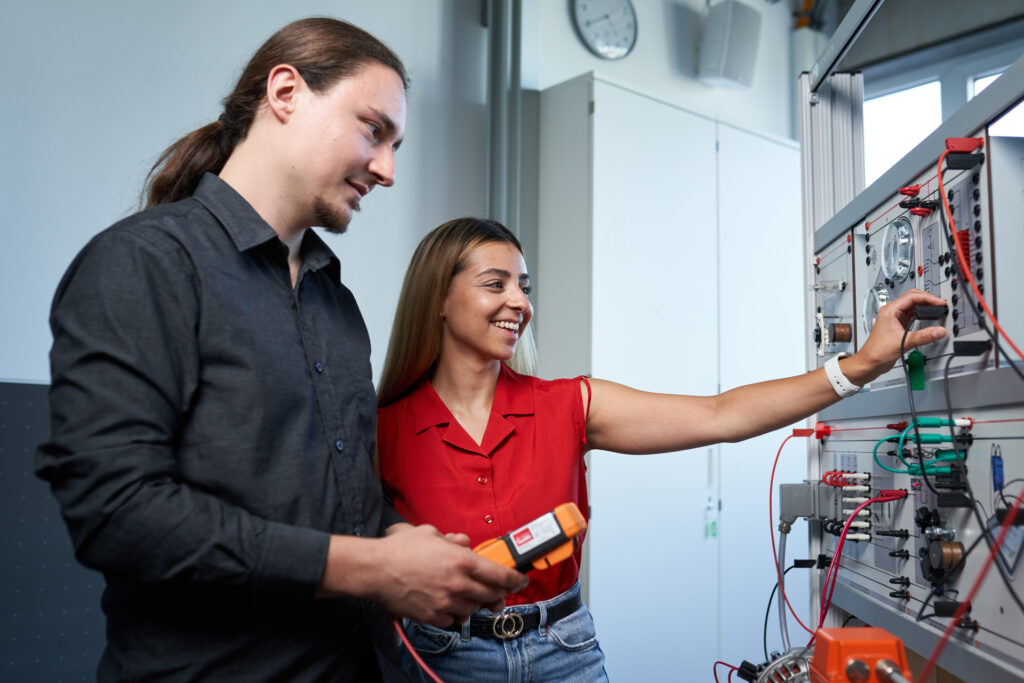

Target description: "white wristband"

left=824, top=352, right=861, bottom=398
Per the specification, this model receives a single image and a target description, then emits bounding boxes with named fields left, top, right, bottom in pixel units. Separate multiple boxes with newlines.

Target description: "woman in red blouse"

left=375, top=218, right=945, bottom=682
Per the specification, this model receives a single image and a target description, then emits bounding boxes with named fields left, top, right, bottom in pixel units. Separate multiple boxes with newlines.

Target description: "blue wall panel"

left=1, top=382, right=104, bottom=681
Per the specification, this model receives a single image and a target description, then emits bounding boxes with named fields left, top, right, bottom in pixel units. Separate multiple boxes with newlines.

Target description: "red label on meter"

left=513, top=528, right=535, bottom=546
left=511, top=512, right=559, bottom=553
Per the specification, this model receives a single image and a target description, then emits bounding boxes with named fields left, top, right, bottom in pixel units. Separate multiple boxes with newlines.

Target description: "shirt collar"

left=192, top=173, right=341, bottom=284
left=411, top=364, right=535, bottom=435
left=298, top=230, right=342, bottom=284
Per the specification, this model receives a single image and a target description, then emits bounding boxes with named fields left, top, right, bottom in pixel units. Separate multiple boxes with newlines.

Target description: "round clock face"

left=571, top=0, right=638, bottom=60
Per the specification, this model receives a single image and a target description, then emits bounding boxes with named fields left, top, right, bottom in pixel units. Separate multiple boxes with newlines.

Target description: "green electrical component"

left=907, top=349, right=926, bottom=390
left=908, top=464, right=952, bottom=475
left=933, top=448, right=969, bottom=462
left=913, top=433, right=952, bottom=444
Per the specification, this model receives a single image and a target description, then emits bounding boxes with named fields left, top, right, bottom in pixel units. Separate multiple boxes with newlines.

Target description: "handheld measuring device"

left=473, top=502, right=587, bottom=572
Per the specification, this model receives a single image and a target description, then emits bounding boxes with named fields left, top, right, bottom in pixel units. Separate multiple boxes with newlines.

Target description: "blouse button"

left=477, top=476, right=488, bottom=486
left=484, top=514, right=494, bottom=524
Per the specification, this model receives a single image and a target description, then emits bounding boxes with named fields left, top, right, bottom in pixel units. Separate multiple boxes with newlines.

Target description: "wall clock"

left=571, top=0, right=638, bottom=60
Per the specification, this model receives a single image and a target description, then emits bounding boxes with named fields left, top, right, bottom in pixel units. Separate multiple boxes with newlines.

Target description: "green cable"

left=875, top=435, right=950, bottom=475
left=874, top=436, right=908, bottom=474
left=898, top=427, right=911, bottom=467
left=898, top=425, right=953, bottom=467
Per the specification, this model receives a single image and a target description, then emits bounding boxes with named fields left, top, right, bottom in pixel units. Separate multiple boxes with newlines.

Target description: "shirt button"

left=353, top=526, right=363, bottom=537
left=335, top=440, right=344, bottom=452
left=484, top=515, right=494, bottom=524
left=315, top=362, right=324, bottom=373
left=477, top=476, right=488, bottom=486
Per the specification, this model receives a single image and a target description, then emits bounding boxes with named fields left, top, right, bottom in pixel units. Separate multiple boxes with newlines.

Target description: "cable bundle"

left=811, top=490, right=908, bottom=647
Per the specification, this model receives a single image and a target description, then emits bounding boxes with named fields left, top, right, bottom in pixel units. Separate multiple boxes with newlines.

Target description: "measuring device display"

left=473, top=502, right=587, bottom=572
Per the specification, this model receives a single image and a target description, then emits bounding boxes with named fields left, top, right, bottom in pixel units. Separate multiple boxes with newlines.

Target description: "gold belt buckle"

left=491, top=612, right=525, bottom=639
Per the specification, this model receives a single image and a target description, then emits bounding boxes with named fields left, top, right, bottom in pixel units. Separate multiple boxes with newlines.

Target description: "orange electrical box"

left=809, top=627, right=913, bottom=683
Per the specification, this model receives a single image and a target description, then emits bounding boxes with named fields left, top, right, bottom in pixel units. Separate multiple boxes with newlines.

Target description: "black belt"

left=447, top=592, right=583, bottom=640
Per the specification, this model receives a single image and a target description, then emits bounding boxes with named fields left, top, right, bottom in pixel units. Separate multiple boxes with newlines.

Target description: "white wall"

left=0, top=0, right=489, bottom=384
left=522, top=0, right=796, bottom=140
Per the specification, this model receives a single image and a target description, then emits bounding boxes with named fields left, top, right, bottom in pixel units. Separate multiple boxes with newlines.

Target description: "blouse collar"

left=409, top=364, right=536, bottom=456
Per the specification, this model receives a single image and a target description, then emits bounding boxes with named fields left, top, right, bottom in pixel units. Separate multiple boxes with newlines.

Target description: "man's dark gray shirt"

left=37, top=174, right=398, bottom=681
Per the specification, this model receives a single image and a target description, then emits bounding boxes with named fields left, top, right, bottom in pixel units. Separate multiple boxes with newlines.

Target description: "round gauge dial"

left=863, top=284, right=891, bottom=335
left=881, top=217, right=914, bottom=283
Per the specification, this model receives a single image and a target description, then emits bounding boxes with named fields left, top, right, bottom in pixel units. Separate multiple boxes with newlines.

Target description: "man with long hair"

left=37, top=19, right=525, bottom=682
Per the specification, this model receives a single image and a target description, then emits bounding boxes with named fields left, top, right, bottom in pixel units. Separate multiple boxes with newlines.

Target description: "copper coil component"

left=928, top=540, right=964, bottom=569
left=829, top=323, right=853, bottom=343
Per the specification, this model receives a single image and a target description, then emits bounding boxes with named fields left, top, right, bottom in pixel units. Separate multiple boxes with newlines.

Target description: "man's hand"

left=318, top=525, right=528, bottom=627
left=845, top=288, right=947, bottom=386
left=384, top=522, right=414, bottom=536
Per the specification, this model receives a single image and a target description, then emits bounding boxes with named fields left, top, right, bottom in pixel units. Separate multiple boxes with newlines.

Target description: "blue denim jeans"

left=399, top=581, right=608, bottom=683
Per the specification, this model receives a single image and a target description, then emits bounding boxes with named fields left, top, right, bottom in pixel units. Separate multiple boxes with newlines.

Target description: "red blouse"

left=377, top=364, right=590, bottom=605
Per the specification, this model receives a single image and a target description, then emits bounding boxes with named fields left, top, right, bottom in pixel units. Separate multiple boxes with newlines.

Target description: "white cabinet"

left=537, top=75, right=720, bottom=680
left=536, top=74, right=802, bottom=679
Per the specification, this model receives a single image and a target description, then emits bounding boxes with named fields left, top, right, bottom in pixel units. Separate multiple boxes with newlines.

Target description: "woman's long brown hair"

left=377, top=218, right=537, bottom=408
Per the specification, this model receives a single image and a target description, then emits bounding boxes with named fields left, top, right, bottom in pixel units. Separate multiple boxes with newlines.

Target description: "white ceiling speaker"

left=698, top=0, right=762, bottom=89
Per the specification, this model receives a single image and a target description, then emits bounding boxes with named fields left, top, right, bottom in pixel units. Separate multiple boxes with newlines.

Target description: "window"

left=859, top=23, right=1024, bottom=184
left=973, top=72, right=1001, bottom=97
left=974, top=72, right=1024, bottom=137
left=862, top=81, right=942, bottom=186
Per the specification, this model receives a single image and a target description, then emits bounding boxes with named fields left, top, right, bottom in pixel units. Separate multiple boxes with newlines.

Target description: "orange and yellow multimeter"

left=473, top=502, right=587, bottom=572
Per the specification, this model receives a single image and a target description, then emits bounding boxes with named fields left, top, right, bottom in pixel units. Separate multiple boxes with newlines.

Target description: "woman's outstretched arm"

left=585, top=289, right=947, bottom=454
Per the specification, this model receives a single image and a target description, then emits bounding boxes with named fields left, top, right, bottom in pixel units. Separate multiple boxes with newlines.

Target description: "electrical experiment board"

left=806, top=77, right=1024, bottom=682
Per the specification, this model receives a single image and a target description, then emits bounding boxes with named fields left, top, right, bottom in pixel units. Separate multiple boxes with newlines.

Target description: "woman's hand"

left=843, top=288, right=948, bottom=386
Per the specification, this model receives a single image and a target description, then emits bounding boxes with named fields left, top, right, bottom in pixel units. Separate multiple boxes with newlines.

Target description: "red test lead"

left=812, top=489, right=908, bottom=647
